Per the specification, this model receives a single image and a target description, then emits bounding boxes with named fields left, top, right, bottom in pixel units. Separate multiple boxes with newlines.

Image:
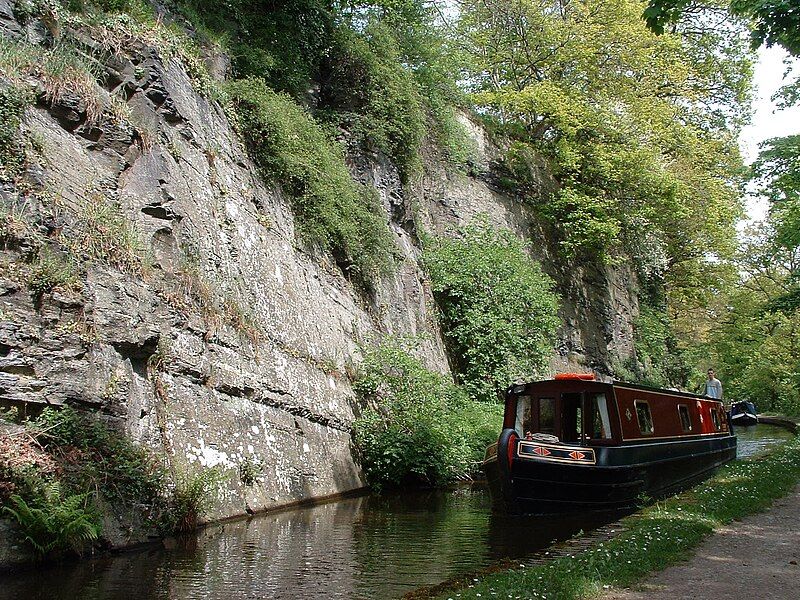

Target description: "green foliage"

left=702, top=132, right=800, bottom=416
left=226, top=77, right=394, bottom=287
left=0, top=83, right=31, bottom=174
left=27, top=246, right=79, bottom=299
left=326, top=19, right=425, bottom=179
left=620, top=303, right=696, bottom=389
left=238, top=457, right=264, bottom=487
left=179, top=0, right=335, bottom=97
left=3, top=484, right=100, bottom=558
left=31, top=405, right=164, bottom=507
left=752, top=135, right=800, bottom=252
left=1, top=405, right=228, bottom=554
left=352, top=340, right=502, bottom=490
left=543, top=187, right=622, bottom=260
left=645, top=1, right=800, bottom=56
left=700, top=218, right=800, bottom=416
left=434, top=435, right=800, bottom=599
left=159, top=469, right=224, bottom=533
left=423, top=221, right=560, bottom=401
left=178, top=1, right=469, bottom=172
left=460, top=0, right=748, bottom=270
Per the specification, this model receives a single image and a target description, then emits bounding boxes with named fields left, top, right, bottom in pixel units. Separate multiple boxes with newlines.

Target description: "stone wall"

left=0, top=3, right=639, bottom=547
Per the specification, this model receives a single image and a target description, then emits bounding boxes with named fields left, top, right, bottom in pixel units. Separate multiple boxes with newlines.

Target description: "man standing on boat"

left=704, top=369, right=723, bottom=399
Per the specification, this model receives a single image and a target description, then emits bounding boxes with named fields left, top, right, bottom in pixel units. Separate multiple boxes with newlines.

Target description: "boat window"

left=634, top=400, right=654, bottom=435
left=561, top=393, right=582, bottom=443
left=678, top=405, right=692, bottom=432
left=588, top=393, right=612, bottom=439
left=710, top=407, right=721, bottom=430
left=539, top=398, right=556, bottom=435
left=515, top=396, right=531, bottom=437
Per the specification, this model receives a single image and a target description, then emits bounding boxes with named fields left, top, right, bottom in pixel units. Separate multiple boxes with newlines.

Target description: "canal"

left=1, top=424, right=793, bottom=600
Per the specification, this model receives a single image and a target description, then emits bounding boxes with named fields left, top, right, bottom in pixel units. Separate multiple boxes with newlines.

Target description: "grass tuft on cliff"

left=226, top=77, right=395, bottom=289
left=0, top=83, right=32, bottom=175
left=431, top=434, right=800, bottom=599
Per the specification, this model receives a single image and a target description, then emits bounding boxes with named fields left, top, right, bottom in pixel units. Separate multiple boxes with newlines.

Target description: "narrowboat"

left=483, top=374, right=737, bottom=514
left=729, top=400, right=758, bottom=426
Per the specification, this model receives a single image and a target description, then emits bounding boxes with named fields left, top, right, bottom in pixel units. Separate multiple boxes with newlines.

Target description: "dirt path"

left=599, top=484, right=800, bottom=599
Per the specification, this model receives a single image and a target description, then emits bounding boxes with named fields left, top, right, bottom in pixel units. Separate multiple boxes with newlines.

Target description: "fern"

left=2, top=482, right=101, bottom=557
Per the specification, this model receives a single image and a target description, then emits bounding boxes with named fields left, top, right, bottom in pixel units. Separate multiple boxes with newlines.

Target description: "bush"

left=352, top=340, right=502, bottom=490
left=159, top=469, right=224, bottom=533
left=30, top=406, right=164, bottom=508
left=1, top=405, right=228, bottom=554
left=326, top=20, right=425, bottom=179
left=226, top=77, right=395, bottom=288
left=423, top=220, right=561, bottom=401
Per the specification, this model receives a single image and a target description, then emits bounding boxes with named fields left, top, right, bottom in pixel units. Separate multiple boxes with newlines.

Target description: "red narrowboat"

left=483, top=374, right=737, bottom=514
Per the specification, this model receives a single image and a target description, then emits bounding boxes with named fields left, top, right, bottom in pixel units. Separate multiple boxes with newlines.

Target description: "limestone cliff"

left=0, top=1, right=638, bottom=544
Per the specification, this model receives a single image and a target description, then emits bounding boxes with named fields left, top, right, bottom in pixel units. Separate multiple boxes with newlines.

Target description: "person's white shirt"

left=705, top=377, right=722, bottom=399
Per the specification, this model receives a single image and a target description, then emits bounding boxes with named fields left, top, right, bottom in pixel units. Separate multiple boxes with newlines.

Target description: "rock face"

left=0, top=9, right=638, bottom=540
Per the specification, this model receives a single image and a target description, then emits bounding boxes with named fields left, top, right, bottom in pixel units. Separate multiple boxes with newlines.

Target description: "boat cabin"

left=505, top=375, right=729, bottom=447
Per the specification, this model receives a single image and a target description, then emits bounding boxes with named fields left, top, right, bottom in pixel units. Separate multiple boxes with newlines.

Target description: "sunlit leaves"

left=752, top=134, right=800, bottom=250
left=457, top=0, right=749, bottom=275
left=423, top=221, right=560, bottom=401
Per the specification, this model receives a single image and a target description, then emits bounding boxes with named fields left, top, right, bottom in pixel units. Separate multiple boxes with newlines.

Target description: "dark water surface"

left=1, top=424, right=793, bottom=600
left=735, top=422, right=795, bottom=458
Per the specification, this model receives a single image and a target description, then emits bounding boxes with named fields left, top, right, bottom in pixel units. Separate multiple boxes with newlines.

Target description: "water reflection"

left=0, top=486, right=616, bottom=600
left=1, top=424, right=792, bottom=600
left=735, top=423, right=795, bottom=458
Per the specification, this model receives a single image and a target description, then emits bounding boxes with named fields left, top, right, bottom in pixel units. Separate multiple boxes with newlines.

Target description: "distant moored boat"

left=729, top=400, right=759, bottom=427
left=483, top=374, right=737, bottom=514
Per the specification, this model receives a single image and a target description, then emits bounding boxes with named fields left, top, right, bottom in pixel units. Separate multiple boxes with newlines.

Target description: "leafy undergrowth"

left=1, top=406, right=222, bottom=559
left=352, top=339, right=502, bottom=490
left=432, top=434, right=800, bottom=599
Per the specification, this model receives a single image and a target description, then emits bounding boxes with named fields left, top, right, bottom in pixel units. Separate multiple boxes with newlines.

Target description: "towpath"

left=599, top=484, right=800, bottom=600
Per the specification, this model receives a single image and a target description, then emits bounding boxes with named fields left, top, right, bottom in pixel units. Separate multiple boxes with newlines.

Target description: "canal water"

left=735, top=423, right=795, bottom=458
left=1, top=424, right=793, bottom=600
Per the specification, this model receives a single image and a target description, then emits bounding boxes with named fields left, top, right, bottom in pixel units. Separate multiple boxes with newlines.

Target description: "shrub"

left=352, top=340, right=502, bottom=490
left=159, top=469, right=224, bottom=533
left=31, top=406, right=164, bottom=508
left=423, top=220, right=561, bottom=401
left=238, top=457, right=264, bottom=487
left=326, top=20, right=425, bottom=179
left=540, top=187, right=622, bottom=259
left=226, top=77, right=395, bottom=288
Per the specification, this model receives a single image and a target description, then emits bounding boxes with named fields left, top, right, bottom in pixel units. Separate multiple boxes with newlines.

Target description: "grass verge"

left=430, top=433, right=800, bottom=599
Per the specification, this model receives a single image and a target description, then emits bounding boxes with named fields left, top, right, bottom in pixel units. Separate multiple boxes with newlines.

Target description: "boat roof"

left=611, top=380, right=714, bottom=401
left=510, top=377, right=718, bottom=403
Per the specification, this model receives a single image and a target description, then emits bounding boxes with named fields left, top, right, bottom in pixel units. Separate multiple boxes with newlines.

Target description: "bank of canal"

left=0, top=425, right=793, bottom=600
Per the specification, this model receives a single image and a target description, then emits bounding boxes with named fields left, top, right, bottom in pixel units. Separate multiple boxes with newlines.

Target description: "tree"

left=644, top=1, right=800, bottom=56
left=706, top=224, right=800, bottom=415
left=752, top=135, right=800, bottom=252
left=457, top=0, right=748, bottom=281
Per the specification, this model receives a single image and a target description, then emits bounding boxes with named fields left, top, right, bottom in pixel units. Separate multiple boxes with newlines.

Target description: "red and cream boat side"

left=483, top=374, right=737, bottom=514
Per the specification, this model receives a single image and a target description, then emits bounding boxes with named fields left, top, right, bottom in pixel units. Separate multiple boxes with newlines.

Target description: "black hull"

left=484, top=432, right=737, bottom=514
left=731, top=414, right=758, bottom=427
